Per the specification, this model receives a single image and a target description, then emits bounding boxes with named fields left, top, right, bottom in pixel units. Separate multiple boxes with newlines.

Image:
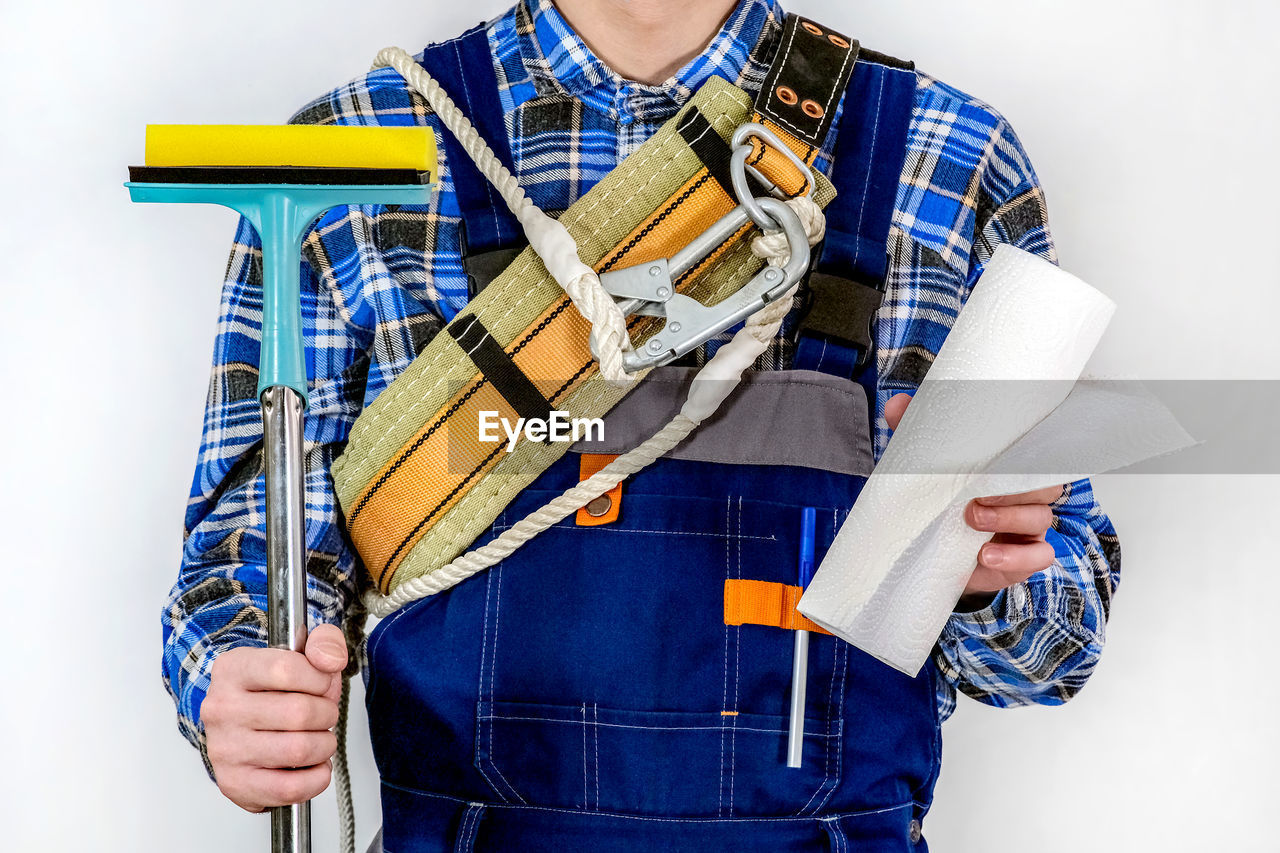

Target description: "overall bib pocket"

left=477, top=700, right=842, bottom=817
left=469, top=483, right=858, bottom=818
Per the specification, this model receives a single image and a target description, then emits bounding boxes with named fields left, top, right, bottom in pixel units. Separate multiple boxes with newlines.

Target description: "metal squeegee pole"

left=262, top=384, right=311, bottom=853
left=254, top=190, right=314, bottom=853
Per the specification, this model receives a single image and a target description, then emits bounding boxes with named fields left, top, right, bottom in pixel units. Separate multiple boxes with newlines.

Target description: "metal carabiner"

left=600, top=196, right=812, bottom=372
left=729, top=122, right=815, bottom=232
left=597, top=121, right=818, bottom=373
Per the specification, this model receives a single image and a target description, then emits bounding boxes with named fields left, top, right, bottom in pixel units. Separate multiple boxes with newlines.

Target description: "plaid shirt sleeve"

left=158, top=68, right=459, bottom=771
left=903, top=79, right=1123, bottom=719
left=158, top=211, right=362, bottom=773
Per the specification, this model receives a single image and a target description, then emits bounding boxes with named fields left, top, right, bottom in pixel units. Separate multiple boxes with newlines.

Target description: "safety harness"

left=330, top=15, right=915, bottom=615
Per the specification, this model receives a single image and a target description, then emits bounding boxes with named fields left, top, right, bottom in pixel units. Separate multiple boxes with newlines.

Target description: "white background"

left=1, top=0, right=1276, bottom=850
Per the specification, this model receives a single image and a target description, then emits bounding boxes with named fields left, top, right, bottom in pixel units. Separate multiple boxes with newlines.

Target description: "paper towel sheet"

left=796, top=245, right=1194, bottom=676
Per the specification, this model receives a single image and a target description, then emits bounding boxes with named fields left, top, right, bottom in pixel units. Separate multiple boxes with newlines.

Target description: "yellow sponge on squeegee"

left=130, top=124, right=436, bottom=186
left=145, top=124, right=435, bottom=170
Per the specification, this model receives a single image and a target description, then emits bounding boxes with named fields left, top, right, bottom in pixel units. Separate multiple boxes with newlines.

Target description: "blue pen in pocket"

left=787, top=506, right=817, bottom=768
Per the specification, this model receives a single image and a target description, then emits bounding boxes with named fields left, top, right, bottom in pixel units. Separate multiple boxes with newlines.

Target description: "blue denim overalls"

left=363, top=25, right=936, bottom=852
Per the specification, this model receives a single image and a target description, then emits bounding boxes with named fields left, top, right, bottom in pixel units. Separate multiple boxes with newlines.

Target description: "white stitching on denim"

left=822, top=814, right=838, bottom=853
left=470, top=802, right=485, bottom=851
left=473, top=556, right=506, bottom=802
left=486, top=743, right=530, bottom=807
left=797, top=642, right=836, bottom=815
left=812, top=512, right=851, bottom=815
left=450, top=806, right=464, bottom=853
left=450, top=39, right=502, bottom=240
left=581, top=703, right=589, bottom=811
left=486, top=562, right=527, bottom=804
left=719, top=495, right=730, bottom=818
left=385, top=778, right=917, bottom=823
left=815, top=643, right=848, bottom=815
left=476, top=715, right=836, bottom=736
left=473, top=803, right=486, bottom=851
left=593, top=703, right=600, bottom=811
left=729, top=495, right=743, bottom=817
left=798, top=509, right=844, bottom=815
left=455, top=803, right=482, bottom=853
left=462, top=801, right=475, bottom=852
left=555, top=527, right=779, bottom=541
left=851, top=71, right=887, bottom=267
left=450, top=805, right=467, bottom=853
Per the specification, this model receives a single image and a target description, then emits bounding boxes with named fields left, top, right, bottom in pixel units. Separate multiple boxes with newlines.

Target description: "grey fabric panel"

left=366, top=828, right=382, bottom=853
left=570, top=367, right=873, bottom=476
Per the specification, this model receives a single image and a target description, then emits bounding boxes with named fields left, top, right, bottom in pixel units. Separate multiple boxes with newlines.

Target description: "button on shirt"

left=162, top=0, right=1121, bottom=771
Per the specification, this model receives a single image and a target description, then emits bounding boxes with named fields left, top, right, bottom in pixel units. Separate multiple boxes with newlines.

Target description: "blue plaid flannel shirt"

left=162, top=0, right=1122, bottom=769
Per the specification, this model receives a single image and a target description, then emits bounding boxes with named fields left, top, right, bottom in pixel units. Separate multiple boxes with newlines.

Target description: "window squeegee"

left=127, top=123, right=436, bottom=853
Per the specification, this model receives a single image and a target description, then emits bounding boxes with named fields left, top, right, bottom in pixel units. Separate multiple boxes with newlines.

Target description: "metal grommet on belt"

left=801, top=99, right=824, bottom=119
left=584, top=494, right=613, bottom=517
left=776, top=85, right=798, bottom=105
left=908, top=819, right=923, bottom=844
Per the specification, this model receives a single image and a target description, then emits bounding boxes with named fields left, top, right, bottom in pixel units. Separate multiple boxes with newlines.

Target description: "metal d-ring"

left=729, top=122, right=816, bottom=232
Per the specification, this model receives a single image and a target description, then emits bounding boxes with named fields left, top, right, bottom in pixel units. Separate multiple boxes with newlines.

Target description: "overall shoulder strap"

left=793, top=46, right=916, bottom=376
left=419, top=26, right=525, bottom=296
left=794, top=50, right=916, bottom=378
left=817, top=49, right=916, bottom=288
left=762, top=14, right=915, bottom=378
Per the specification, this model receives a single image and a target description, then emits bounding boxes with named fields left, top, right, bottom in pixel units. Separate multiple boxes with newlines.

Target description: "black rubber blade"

left=127, top=165, right=432, bottom=185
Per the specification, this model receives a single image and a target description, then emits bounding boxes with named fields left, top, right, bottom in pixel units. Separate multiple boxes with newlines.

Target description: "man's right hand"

left=203, top=623, right=348, bottom=812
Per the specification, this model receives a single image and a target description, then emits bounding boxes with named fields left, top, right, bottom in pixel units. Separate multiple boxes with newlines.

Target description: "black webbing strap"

left=447, top=314, right=553, bottom=424
left=676, top=108, right=736, bottom=198
left=756, top=15, right=860, bottom=151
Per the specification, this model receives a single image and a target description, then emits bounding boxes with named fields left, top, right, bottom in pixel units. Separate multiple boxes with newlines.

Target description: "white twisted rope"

left=751, top=194, right=824, bottom=268
left=372, top=47, right=634, bottom=384
left=333, top=673, right=355, bottom=853
left=332, top=596, right=367, bottom=853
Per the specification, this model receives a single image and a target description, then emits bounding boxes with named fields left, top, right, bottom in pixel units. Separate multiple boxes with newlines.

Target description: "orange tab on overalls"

left=723, top=578, right=832, bottom=635
left=576, top=453, right=622, bottom=526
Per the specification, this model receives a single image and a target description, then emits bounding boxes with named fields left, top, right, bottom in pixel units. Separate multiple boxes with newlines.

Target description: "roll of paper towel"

left=796, top=245, right=1194, bottom=675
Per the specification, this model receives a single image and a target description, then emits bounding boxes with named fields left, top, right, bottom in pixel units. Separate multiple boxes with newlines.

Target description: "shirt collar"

left=518, top=0, right=782, bottom=119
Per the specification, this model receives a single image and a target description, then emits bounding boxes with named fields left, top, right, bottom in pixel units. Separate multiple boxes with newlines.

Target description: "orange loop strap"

left=723, top=578, right=832, bottom=635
